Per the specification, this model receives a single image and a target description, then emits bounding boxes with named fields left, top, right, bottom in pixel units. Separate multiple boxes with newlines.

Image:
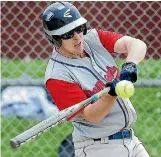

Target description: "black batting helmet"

left=43, top=2, right=87, bottom=48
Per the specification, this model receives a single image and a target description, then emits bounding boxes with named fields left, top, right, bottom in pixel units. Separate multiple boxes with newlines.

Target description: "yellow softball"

left=115, top=80, right=135, bottom=98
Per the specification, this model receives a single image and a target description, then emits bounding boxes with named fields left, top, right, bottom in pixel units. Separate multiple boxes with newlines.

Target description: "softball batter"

left=43, top=2, right=150, bottom=157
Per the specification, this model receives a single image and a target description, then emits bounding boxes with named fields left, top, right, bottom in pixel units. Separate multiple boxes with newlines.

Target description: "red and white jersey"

left=44, top=29, right=137, bottom=140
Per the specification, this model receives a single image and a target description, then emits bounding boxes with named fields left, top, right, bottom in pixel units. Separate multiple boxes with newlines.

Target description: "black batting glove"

left=120, top=62, right=137, bottom=83
left=105, top=79, right=120, bottom=96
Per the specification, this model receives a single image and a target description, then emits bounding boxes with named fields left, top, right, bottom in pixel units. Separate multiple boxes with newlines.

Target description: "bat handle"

left=96, top=87, right=110, bottom=97
left=91, top=87, right=110, bottom=102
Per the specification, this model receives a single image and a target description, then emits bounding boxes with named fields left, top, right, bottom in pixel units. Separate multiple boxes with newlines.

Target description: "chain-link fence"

left=1, top=1, right=161, bottom=157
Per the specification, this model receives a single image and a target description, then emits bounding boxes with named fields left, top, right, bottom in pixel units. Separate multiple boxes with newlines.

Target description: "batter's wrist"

left=122, top=62, right=136, bottom=70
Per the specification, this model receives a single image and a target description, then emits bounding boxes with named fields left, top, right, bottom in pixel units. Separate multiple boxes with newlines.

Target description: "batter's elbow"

left=85, top=116, right=103, bottom=124
left=141, top=40, right=147, bottom=51
left=136, top=38, right=147, bottom=52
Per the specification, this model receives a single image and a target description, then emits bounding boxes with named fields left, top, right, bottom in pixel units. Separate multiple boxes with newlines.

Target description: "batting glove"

left=120, top=62, right=137, bottom=83
left=105, top=79, right=120, bottom=96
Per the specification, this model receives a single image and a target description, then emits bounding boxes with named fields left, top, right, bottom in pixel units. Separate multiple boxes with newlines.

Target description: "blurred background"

left=1, top=1, right=161, bottom=157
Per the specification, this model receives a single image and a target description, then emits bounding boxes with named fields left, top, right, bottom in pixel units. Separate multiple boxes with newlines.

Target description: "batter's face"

left=61, top=32, right=84, bottom=54
left=58, top=25, right=85, bottom=57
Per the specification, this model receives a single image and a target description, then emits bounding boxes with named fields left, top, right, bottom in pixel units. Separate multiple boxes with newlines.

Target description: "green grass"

left=131, top=87, right=161, bottom=157
left=1, top=59, right=48, bottom=78
left=1, top=87, right=161, bottom=157
left=1, top=118, right=73, bottom=157
left=1, top=59, right=161, bottom=79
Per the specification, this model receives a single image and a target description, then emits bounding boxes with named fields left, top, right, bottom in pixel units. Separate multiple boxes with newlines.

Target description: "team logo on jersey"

left=64, top=9, right=72, bottom=17
left=84, top=66, right=120, bottom=97
left=104, top=66, right=120, bottom=81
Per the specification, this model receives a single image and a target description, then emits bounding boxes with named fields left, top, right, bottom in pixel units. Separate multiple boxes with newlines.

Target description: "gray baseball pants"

left=74, top=131, right=150, bottom=157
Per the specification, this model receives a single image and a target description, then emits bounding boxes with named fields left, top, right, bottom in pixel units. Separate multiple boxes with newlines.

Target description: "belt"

left=94, top=130, right=132, bottom=141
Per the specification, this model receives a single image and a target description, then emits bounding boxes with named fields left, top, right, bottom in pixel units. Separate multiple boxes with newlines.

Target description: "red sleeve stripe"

left=46, top=79, right=87, bottom=111
left=97, top=29, right=124, bottom=53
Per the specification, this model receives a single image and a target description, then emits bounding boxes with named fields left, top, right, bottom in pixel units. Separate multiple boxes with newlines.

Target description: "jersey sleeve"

left=97, top=29, right=124, bottom=53
left=46, top=79, right=87, bottom=110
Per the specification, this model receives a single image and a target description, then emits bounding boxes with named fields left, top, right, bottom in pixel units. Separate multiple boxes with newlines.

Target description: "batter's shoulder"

left=84, top=28, right=102, bottom=47
left=85, top=28, right=98, bottom=37
left=44, top=58, right=74, bottom=85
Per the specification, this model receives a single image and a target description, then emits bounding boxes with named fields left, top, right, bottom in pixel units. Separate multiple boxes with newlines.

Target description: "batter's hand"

left=120, top=62, right=137, bottom=83
left=105, top=79, right=119, bottom=96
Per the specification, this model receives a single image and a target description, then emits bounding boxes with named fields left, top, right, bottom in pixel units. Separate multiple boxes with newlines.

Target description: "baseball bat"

left=10, top=87, right=110, bottom=148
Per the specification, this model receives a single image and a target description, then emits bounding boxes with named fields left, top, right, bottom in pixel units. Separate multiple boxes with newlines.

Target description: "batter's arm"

left=78, top=80, right=119, bottom=124
left=114, top=36, right=147, bottom=64
left=78, top=94, right=117, bottom=123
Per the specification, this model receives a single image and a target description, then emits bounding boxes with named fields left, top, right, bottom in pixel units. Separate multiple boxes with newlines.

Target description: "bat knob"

left=10, top=139, right=20, bottom=149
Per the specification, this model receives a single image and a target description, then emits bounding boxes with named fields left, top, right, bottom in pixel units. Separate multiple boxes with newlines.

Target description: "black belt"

left=94, top=130, right=132, bottom=141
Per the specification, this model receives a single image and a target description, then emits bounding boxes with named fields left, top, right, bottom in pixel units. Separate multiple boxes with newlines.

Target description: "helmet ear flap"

left=52, top=37, right=62, bottom=49
left=83, top=24, right=87, bottom=35
left=45, top=33, right=62, bottom=48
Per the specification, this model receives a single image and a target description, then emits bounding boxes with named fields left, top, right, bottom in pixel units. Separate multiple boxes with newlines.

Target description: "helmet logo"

left=64, top=9, right=72, bottom=17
